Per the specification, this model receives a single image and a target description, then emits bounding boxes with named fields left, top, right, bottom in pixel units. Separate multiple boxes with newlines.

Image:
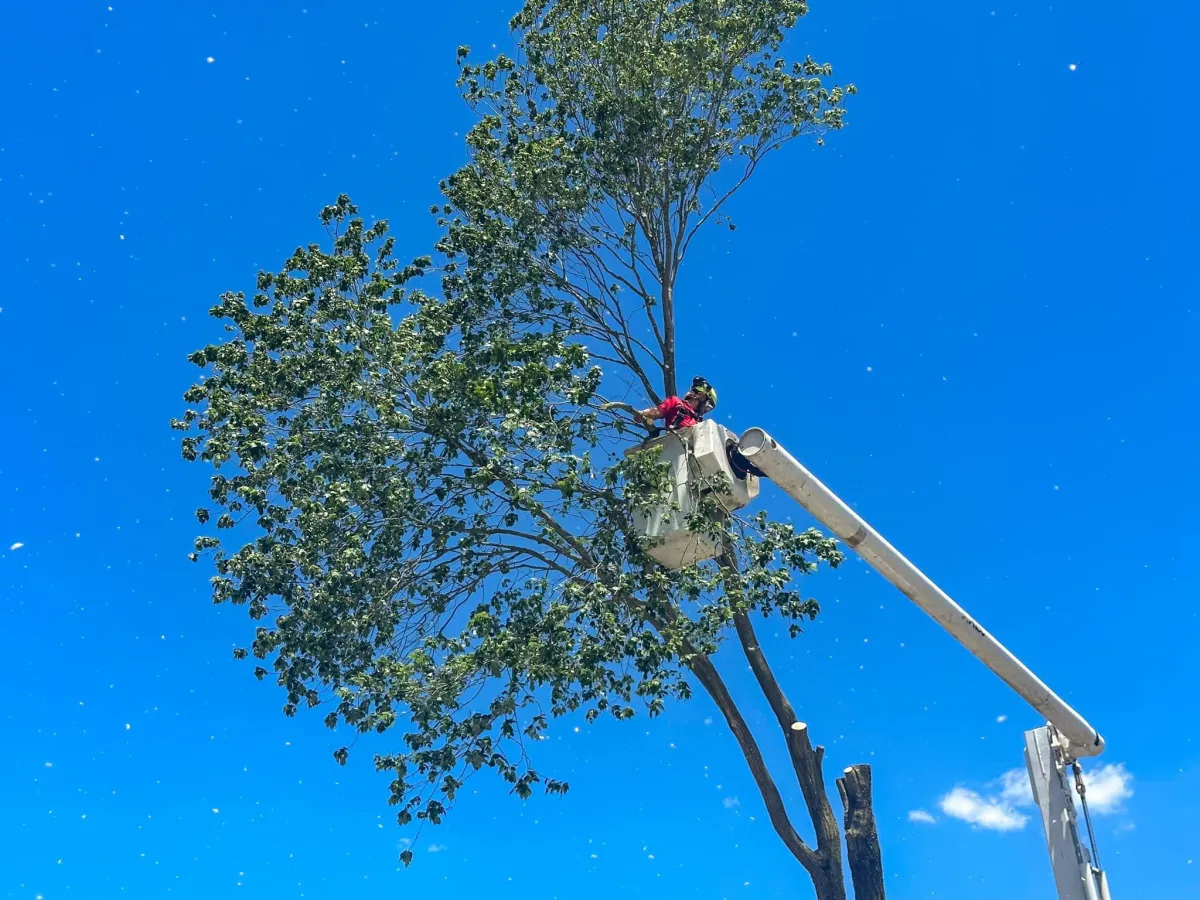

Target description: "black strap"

left=666, top=401, right=701, bottom=430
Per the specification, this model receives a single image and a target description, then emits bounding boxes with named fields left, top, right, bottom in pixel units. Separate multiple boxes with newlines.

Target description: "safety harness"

left=664, top=400, right=704, bottom=431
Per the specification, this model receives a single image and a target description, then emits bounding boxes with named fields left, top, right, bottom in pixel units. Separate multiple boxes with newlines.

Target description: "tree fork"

left=731, top=615, right=844, bottom=899
left=733, top=613, right=843, bottom=853
left=725, top=549, right=884, bottom=900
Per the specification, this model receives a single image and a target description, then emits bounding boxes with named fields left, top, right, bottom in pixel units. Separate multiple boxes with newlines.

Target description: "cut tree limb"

left=837, top=765, right=886, bottom=900
left=685, top=652, right=822, bottom=874
left=730, top=611, right=846, bottom=898
left=734, top=614, right=844, bottom=860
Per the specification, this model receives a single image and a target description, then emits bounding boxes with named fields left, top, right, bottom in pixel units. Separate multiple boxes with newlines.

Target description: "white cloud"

left=995, top=764, right=1130, bottom=814
left=908, top=809, right=937, bottom=824
left=939, top=787, right=1029, bottom=832
left=723, top=796, right=740, bottom=809
left=996, top=715, right=1008, bottom=723
left=1082, top=763, right=1133, bottom=814
left=427, top=844, right=447, bottom=853
left=937, top=763, right=1132, bottom=832
left=9, top=542, right=23, bottom=551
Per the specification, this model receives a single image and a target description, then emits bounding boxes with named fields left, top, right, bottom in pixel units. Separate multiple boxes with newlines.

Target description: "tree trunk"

left=837, top=766, right=886, bottom=900
left=661, top=279, right=676, bottom=397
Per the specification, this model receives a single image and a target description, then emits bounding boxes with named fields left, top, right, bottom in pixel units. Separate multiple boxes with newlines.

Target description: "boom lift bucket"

left=627, top=420, right=759, bottom=568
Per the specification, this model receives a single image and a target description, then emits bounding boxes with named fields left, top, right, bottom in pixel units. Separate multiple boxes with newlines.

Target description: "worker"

left=635, top=376, right=718, bottom=431
left=630, top=376, right=768, bottom=480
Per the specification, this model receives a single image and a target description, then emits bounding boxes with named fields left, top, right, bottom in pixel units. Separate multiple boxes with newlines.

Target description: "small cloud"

left=723, top=796, right=740, bottom=809
left=939, top=787, right=1028, bottom=831
left=908, top=809, right=937, bottom=824
left=703, top=717, right=713, bottom=726
left=935, top=768, right=1032, bottom=831
left=996, top=714, right=1008, bottom=723
left=427, top=844, right=447, bottom=853
left=44, top=762, right=53, bottom=768
left=1082, top=763, right=1133, bottom=814
left=9, top=542, right=23, bottom=550
left=211, top=808, right=220, bottom=813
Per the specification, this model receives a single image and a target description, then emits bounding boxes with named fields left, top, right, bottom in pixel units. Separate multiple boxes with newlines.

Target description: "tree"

left=175, top=2, right=884, bottom=898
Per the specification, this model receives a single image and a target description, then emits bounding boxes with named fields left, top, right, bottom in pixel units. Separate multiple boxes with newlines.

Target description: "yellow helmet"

left=691, top=376, right=717, bottom=409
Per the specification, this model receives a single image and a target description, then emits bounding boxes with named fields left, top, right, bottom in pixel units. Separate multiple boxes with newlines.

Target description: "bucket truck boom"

left=732, top=427, right=1113, bottom=900
left=735, top=427, right=1103, bottom=758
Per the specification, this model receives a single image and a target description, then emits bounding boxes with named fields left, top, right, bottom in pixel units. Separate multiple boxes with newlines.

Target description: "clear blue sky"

left=2, top=2, right=1197, bottom=898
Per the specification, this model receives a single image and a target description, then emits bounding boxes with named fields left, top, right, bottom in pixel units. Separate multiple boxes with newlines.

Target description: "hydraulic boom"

left=736, top=427, right=1105, bottom=759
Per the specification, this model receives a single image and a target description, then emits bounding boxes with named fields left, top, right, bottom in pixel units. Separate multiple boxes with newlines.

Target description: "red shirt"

left=657, top=396, right=702, bottom=429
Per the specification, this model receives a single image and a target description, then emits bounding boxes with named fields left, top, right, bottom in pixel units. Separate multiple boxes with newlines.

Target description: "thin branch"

left=732, top=610, right=843, bottom=864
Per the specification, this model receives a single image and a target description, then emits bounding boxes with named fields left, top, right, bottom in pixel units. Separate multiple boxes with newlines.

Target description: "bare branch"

left=718, top=540, right=843, bottom=868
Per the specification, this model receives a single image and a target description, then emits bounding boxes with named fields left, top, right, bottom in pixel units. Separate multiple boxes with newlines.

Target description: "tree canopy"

left=177, top=1, right=881, bottom=896
left=447, top=0, right=851, bottom=399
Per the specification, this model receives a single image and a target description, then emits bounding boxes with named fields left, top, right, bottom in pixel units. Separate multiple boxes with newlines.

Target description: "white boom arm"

left=736, top=427, right=1104, bottom=759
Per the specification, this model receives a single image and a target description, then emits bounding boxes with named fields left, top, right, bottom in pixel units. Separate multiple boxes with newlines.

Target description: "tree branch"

left=733, top=615, right=845, bottom=891
left=685, top=652, right=821, bottom=874
left=723, top=550, right=843, bottom=868
left=613, top=589, right=820, bottom=874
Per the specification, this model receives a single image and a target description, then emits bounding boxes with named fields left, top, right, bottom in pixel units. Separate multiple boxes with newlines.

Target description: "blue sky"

left=1, top=1, right=1197, bottom=898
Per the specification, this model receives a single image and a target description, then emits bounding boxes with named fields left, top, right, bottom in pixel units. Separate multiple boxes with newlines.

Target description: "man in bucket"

left=633, top=376, right=765, bottom=480
left=634, top=375, right=718, bottom=431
